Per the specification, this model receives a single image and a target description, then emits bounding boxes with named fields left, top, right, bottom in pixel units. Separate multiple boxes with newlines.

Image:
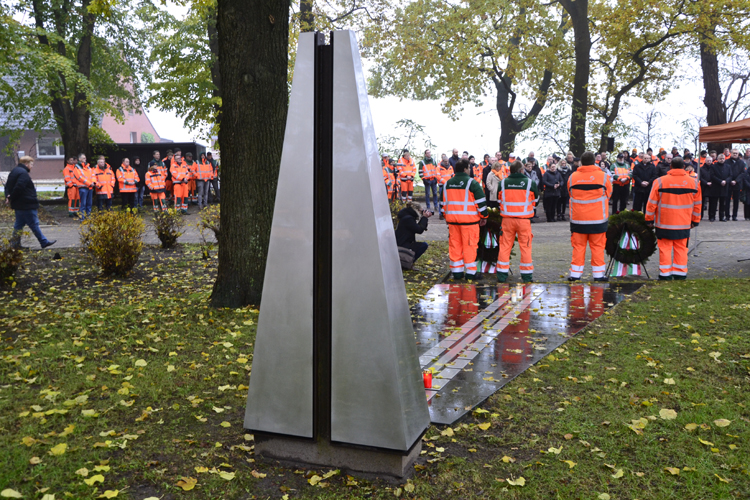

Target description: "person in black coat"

left=394, top=204, right=431, bottom=262
left=740, top=170, right=750, bottom=220
left=133, top=156, right=148, bottom=209
left=542, top=163, right=562, bottom=222
left=709, top=154, right=732, bottom=221
left=632, top=153, right=657, bottom=212
left=725, top=149, right=747, bottom=220
left=556, top=161, right=572, bottom=220
left=3, top=156, right=56, bottom=249
left=698, top=158, right=712, bottom=220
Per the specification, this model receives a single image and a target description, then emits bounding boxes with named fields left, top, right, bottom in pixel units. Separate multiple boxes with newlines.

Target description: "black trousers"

left=543, top=196, right=559, bottom=221
left=633, top=190, right=649, bottom=213
left=121, top=192, right=136, bottom=209
left=557, top=196, right=569, bottom=217
left=744, top=202, right=750, bottom=220
left=729, top=190, right=741, bottom=218
left=611, top=184, right=630, bottom=212
left=701, top=196, right=708, bottom=220
left=708, top=196, right=729, bottom=220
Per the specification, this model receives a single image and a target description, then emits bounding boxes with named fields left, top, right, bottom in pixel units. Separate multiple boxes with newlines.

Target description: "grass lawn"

left=1, top=243, right=748, bottom=499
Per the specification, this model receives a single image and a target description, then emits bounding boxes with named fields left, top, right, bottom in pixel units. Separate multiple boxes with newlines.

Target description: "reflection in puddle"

left=413, top=283, right=642, bottom=425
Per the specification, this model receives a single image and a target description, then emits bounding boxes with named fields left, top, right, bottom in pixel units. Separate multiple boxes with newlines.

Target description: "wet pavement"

left=414, top=282, right=642, bottom=425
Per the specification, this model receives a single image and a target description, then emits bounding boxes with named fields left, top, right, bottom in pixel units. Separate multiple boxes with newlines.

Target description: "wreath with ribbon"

left=605, top=210, right=657, bottom=264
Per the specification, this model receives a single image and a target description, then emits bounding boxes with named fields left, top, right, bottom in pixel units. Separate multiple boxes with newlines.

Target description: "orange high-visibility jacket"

left=63, top=164, right=77, bottom=188
left=196, top=160, right=214, bottom=181
left=170, top=161, right=190, bottom=184
left=613, top=165, right=631, bottom=186
left=94, top=166, right=115, bottom=198
left=399, top=157, right=416, bottom=181
left=184, top=160, right=199, bottom=180
left=499, top=173, right=540, bottom=218
left=439, top=165, right=454, bottom=185
left=472, top=164, right=483, bottom=185
left=420, top=160, right=438, bottom=180
left=73, top=163, right=95, bottom=188
left=645, top=169, right=701, bottom=240
left=442, top=172, right=487, bottom=224
left=382, top=165, right=393, bottom=189
left=568, top=165, right=613, bottom=234
left=146, top=170, right=166, bottom=192
left=117, top=165, right=139, bottom=193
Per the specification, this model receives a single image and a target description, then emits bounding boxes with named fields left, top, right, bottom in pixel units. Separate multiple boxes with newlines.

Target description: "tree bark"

left=559, top=0, right=590, bottom=156
left=700, top=33, right=729, bottom=152
left=211, top=0, right=289, bottom=307
left=494, top=70, right=552, bottom=158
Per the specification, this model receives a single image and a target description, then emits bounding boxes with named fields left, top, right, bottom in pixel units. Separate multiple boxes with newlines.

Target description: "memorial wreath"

left=605, top=210, right=657, bottom=264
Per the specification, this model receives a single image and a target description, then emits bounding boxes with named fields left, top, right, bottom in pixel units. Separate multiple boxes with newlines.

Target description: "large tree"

left=210, top=0, right=289, bottom=307
left=557, top=0, right=590, bottom=156
left=363, top=0, right=570, bottom=157
left=0, top=0, right=156, bottom=159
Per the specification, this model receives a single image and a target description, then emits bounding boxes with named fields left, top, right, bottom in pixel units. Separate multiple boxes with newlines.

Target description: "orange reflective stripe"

left=500, top=178, right=534, bottom=217
left=443, top=182, right=482, bottom=223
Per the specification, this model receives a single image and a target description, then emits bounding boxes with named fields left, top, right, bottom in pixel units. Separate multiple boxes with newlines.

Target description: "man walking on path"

left=418, top=150, right=439, bottom=212
left=442, top=159, right=487, bottom=280
left=497, top=160, right=539, bottom=283
left=645, top=157, right=701, bottom=280
left=4, top=156, right=56, bottom=249
left=568, top=151, right=612, bottom=281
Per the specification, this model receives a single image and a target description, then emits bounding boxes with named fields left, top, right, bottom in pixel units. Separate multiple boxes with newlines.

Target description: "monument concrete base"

left=254, top=432, right=422, bottom=479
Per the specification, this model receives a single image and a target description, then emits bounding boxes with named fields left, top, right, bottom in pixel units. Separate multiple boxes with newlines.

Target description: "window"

left=130, top=132, right=137, bottom=143
left=37, top=136, right=64, bottom=158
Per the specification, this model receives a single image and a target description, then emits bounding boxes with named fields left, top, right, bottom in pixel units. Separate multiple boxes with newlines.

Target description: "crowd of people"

left=63, top=148, right=220, bottom=218
left=392, top=144, right=721, bottom=281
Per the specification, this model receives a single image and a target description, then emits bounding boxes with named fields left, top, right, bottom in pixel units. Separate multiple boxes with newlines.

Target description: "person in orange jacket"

left=568, top=151, right=613, bottom=281
left=63, top=157, right=80, bottom=217
left=497, top=160, right=540, bottom=283
left=196, top=152, right=214, bottom=209
left=437, top=155, right=454, bottom=220
left=442, top=159, right=487, bottom=280
left=145, top=163, right=167, bottom=211
left=398, top=149, right=416, bottom=202
left=170, top=152, right=190, bottom=214
left=645, top=156, right=701, bottom=280
left=186, top=152, right=199, bottom=205
left=93, top=156, right=115, bottom=211
left=116, top=158, right=140, bottom=210
left=73, top=154, right=95, bottom=219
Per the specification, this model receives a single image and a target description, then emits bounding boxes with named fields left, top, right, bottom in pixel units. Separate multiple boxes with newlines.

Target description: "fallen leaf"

left=75, top=468, right=89, bottom=477
left=134, top=359, right=147, bottom=367
left=308, top=475, right=322, bottom=486
left=665, top=467, right=680, bottom=475
left=176, top=477, right=197, bottom=491
left=29, top=457, right=42, bottom=465
left=714, top=474, right=731, bottom=483
left=561, top=460, right=576, bottom=469
left=713, top=419, right=731, bottom=428
left=81, top=409, right=99, bottom=418
left=659, top=409, right=677, bottom=420
left=20, top=436, right=36, bottom=447
left=598, top=494, right=611, bottom=500
left=699, top=438, right=714, bottom=446
left=506, top=477, right=525, bottom=486
left=97, top=491, right=118, bottom=499
left=0, top=489, right=24, bottom=498
left=612, top=468, right=624, bottom=478
left=501, top=456, right=516, bottom=463
left=547, top=446, right=563, bottom=455
left=684, top=423, right=698, bottom=431
left=48, top=443, right=67, bottom=456
left=218, top=471, right=235, bottom=480
left=663, top=378, right=675, bottom=385
left=477, top=422, right=491, bottom=431
left=251, top=470, right=266, bottom=478
left=212, top=406, right=224, bottom=413
left=441, top=427, right=454, bottom=437
left=195, top=466, right=209, bottom=473
left=220, top=421, right=231, bottom=428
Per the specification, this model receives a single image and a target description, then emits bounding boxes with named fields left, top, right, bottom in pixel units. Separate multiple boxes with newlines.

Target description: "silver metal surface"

left=330, top=30, right=431, bottom=451
left=244, top=33, right=315, bottom=438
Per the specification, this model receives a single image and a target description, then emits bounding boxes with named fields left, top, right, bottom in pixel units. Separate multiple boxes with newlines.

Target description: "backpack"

left=398, top=246, right=416, bottom=270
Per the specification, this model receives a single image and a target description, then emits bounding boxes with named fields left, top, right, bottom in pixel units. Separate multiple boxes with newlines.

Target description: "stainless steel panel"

left=244, top=33, right=315, bottom=438
left=330, top=30, right=430, bottom=451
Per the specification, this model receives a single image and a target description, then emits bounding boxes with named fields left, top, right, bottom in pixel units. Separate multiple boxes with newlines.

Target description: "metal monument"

left=244, top=30, right=430, bottom=477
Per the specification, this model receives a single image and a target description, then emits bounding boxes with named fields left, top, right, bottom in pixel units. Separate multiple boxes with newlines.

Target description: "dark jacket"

left=709, top=161, right=732, bottom=197
left=699, top=164, right=712, bottom=197
left=726, top=157, right=746, bottom=190
left=656, top=160, right=671, bottom=177
left=395, top=207, right=428, bottom=247
left=448, top=155, right=460, bottom=168
left=4, top=164, right=39, bottom=211
left=134, top=157, right=148, bottom=188
left=558, top=167, right=572, bottom=197
left=632, top=161, right=657, bottom=193
left=542, top=170, right=563, bottom=198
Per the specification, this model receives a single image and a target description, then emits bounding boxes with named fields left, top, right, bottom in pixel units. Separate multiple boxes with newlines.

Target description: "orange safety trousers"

left=497, top=218, right=533, bottom=276
left=658, top=238, right=688, bottom=278
left=570, top=232, right=606, bottom=278
left=150, top=193, right=167, bottom=211
left=448, top=224, right=479, bottom=276
left=188, top=179, right=197, bottom=201
left=67, top=186, right=80, bottom=213
left=173, top=183, right=189, bottom=210
left=400, top=180, right=414, bottom=199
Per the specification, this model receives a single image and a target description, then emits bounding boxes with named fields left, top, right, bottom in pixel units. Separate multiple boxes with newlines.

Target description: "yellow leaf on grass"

left=81, top=409, right=99, bottom=418
left=308, top=475, right=322, bottom=486
left=97, top=491, right=118, bottom=498
left=501, top=456, right=516, bottom=463
left=59, top=424, right=75, bottom=437
left=547, top=446, right=563, bottom=455
left=83, top=474, right=104, bottom=486
left=478, top=422, right=491, bottom=431
left=597, top=494, right=611, bottom=500
left=664, top=467, right=680, bottom=475
left=21, top=436, right=36, bottom=446
left=659, top=409, right=677, bottom=420
left=713, top=419, right=731, bottom=427
left=663, top=378, right=675, bottom=385
left=212, top=406, right=225, bottom=413
left=48, top=443, right=67, bottom=456
left=176, top=477, right=197, bottom=491
left=506, top=477, right=525, bottom=486
left=218, top=471, right=235, bottom=480
left=728, top=444, right=737, bottom=450
left=441, top=427, right=454, bottom=437
left=715, top=474, right=731, bottom=483
left=561, top=460, right=576, bottom=469
left=134, top=359, right=147, bottom=367
left=220, top=421, right=231, bottom=428
left=29, top=457, right=42, bottom=465
left=611, top=469, right=624, bottom=478
left=167, top=365, right=175, bottom=372
left=41, top=494, right=55, bottom=500
left=75, top=468, right=89, bottom=476
left=684, top=423, right=698, bottom=431
left=195, top=467, right=209, bottom=474
left=699, top=438, right=714, bottom=446
left=93, top=466, right=110, bottom=472
left=1, top=489, right=24, bottom=498
left=251, top=470, right=266, bottom=478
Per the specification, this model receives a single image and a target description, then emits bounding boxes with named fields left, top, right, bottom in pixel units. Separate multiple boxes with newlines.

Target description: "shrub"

left=153, top=209, right=184, bottom=249
left=80, top=209, right=145, bottom=276
left=198, top=205, right=220, bottom=259
left=0, top=230, right=24, bottom=282
left=390, top=200, right=407, bottom=229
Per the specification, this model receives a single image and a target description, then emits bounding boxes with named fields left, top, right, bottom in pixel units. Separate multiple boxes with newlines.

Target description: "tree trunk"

left=211, top=0, right=289, bottom=308
left=700, top=33, right=729, bottom=152
left=559, top=0, right=590, bottom=156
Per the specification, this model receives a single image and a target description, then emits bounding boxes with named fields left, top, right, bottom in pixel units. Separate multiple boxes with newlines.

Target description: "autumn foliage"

left=0, top=231, right=24, bottom=281
left=79, top=209, right=145, bottom=276
left=153, top=209, right=185, bottom=249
